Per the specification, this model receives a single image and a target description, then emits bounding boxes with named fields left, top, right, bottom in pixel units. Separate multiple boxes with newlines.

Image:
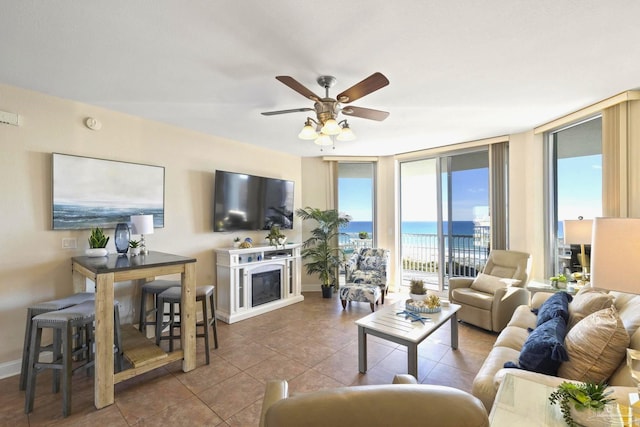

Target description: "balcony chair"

left=260, top=374, right=489, bottom=427
left=448, top=249, right=531, bottom=332
left=344, top=248, right=390, bottom=304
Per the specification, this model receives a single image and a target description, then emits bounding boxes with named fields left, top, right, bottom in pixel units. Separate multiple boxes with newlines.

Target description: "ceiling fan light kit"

left=262, top=72, right=390, bottom=150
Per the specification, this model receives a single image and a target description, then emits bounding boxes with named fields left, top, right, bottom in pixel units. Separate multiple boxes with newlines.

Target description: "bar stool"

left=156, top=285, right=219, bottom=364
left=24, top=300, right=124, bottom=417
left=19, top=292, right=96, bottom=391
left=138, top=280, right=180, bottom=334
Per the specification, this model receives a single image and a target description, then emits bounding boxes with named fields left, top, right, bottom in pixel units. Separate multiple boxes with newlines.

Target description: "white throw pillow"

left=469, top=273, right=520, bottom=295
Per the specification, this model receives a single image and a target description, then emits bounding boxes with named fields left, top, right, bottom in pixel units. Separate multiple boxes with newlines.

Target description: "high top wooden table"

left=72, top=251, right=197, bottom=409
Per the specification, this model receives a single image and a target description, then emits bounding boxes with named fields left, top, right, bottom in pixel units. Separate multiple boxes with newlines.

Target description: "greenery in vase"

left=266, top=225, right=286, bottom=245
left=128, top=240, right=140, bottom=248
left=358, top=231, right=369, bottom=239
left=409, top=278, right=427, bottom=295
left=88, top=227, right=109, bottom=248
left=548, top=381, right=614, bottom=427
left=296, top=207, right=351, bottom=291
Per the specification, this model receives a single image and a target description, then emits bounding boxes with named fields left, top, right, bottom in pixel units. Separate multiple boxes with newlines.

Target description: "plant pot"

left=321, top=286, right=333, bottom=298
left=410, top=293, right=427, bottom=302
left=86, top=248, right=108, bottom=257
left=129, top=247, right=140, bottom=256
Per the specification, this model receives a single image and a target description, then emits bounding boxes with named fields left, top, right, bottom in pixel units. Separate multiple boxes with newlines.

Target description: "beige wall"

left=0, top=84, right=302, bottom=370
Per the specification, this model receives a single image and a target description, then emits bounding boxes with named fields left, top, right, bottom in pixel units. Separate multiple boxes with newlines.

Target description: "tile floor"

left=1, top=292, right=497, bottom=426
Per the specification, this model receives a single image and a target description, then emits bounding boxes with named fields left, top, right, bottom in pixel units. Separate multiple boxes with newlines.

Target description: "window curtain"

left=489, top=142, right=508, bottom=250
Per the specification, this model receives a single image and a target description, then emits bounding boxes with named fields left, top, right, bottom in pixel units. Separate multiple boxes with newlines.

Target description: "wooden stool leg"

left=341, top=300, right=347, bottom=309
left=24, top=321, right=42, bottom=414
left=201, top=296, right=210, bottom=365
left=19, top=308, right=35, bottom=391
left=62, top=322, right=72, bottom=417
left=52, top=328, right=61, bottom=393
left=168, top=302, right=176, bottom=352
left=155, top=296, right=163, bottom=346
left=138, top=288, right=147, bottom=332
left=369, top=303, right=375, bottom=312
left=209, top=293, right=218, bottom=349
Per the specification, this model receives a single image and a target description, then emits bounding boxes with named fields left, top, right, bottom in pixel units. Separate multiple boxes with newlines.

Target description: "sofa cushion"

left=506, top=305, right=538, bottom=330
left=533, top=292, right=572, bottom=327
left=493, top=325, right=530, bottom=351
left=567, top=288, right=614, bottom=329
left=504, top=316, right=568, bottom=376
left=470, top=273, right=519, bottom=295
left=558, top=306, right=629, bottom=383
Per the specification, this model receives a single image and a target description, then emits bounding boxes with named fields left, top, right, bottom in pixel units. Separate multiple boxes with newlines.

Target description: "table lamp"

left=563, top=218, right=593, bottom=281
left=130, top=214, right=154, bottom=255
left=590, top=217, right=640, bottom=418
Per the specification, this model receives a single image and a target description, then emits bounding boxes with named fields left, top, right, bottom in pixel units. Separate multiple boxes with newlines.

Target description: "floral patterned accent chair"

left=345, top=248, right=390, bottom=304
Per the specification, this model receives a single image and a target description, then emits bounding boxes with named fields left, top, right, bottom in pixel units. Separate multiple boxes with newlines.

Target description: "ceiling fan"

left=261, top=72, right=390, bottom=146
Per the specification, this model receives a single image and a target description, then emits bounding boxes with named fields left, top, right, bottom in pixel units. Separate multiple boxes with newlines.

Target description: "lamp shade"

left=563, top=219, right=593, bottom=245
left=320, top=118, right=341, bottom=135
left=590, top=217, right=640, bottom=293
left=298, top=124, right=318, bottom=140
left=130, top=214, right=154, bottom=235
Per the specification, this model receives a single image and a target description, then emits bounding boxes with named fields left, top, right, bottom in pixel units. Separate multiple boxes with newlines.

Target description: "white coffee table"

left=355, top=300, right=461, bottom=378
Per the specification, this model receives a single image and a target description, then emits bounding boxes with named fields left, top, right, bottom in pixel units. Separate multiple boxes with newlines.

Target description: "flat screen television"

left=213, top=170, right=294, bottom=232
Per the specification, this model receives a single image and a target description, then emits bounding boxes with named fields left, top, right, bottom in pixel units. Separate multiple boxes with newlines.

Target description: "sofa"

left=472, top=287, right=640, bottom=412
left=260, top=374, right=489, bottom=427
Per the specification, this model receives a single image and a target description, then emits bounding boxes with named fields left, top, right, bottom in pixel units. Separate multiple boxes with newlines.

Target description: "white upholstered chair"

left=448, top=249, right=531, bottom=332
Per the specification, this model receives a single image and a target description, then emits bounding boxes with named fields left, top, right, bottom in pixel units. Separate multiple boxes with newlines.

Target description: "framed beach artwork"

left=52, top=153, right=165, bottom=230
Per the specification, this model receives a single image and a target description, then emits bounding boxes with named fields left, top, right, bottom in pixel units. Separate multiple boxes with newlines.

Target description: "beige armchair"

left=260, top=374, right=489, bottom=427
left=448, top=249, right=531, bottom=332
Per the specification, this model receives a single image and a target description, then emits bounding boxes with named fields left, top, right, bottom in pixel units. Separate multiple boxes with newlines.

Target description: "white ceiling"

left=2, top=1, right=640, bottom=158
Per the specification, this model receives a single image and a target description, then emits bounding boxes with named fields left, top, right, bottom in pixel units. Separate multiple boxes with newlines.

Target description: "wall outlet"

left=62, top=238, right=77, bottom=249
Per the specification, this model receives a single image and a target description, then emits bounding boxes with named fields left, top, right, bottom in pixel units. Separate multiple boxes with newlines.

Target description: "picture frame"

left=52, top=153, right=165, bottom=230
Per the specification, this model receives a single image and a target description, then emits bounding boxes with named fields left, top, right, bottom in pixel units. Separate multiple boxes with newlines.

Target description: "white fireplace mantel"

left=214, top=243, right=303, bottom=323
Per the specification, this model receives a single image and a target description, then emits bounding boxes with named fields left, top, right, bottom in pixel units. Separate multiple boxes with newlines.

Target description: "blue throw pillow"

left=504, top=316, right=569, bottom=376
left=533, top=291, right=573, bottom=327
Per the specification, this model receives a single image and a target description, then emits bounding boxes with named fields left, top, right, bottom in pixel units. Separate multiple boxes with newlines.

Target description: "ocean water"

left=344, top=221, right=478, bottom=236
left=53, top=204, right=164, bottom=229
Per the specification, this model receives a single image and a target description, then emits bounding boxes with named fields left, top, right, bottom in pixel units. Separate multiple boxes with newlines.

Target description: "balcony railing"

left=340, top=229, right=490, bottom=288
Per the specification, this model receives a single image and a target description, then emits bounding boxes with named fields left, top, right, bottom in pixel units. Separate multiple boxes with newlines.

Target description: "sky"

left=339, top=154, right=601, bottom=227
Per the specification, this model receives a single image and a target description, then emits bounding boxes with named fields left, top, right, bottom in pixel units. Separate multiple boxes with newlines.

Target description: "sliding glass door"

left=400, top=150, right=489, bottom=292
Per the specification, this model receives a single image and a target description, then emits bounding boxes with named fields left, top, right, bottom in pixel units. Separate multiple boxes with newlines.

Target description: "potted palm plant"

left=296, top=207, right=351, bottom=298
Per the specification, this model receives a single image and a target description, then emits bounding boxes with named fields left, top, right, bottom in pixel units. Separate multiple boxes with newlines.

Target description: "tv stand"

left=214, top=244, right=303, bottom=323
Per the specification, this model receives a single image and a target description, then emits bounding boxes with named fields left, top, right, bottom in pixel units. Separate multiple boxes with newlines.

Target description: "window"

left=545, top=116, right=602, bottom=278
left=337, top=162, right=376, bottom=254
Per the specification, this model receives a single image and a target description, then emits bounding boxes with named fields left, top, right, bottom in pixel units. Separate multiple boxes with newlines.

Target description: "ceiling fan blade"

left=261, top=107, right=314, bottom=116
left=341, top=106, right=390, bottom=121
left=337, top=72, right=389, bottom=104
left=275, top=76, right=321, bottom=101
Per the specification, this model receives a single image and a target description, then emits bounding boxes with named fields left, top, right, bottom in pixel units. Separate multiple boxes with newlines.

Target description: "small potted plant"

left=86, top=227, right=109, bottom=257
left=266, top=225, right=286, bottom=247
left=409, top=278, right=427, bottom=301
left=128, top=240, right=141, bottom=256
left=549, top=273, right=567, bottom=289
left=549, top=381, right=615, bottom=427
left=358, top=231, right=369, bottom=240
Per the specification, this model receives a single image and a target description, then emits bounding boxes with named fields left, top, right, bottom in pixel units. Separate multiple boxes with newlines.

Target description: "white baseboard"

left=0, top=352, right=54, bottom=380
left=301, top=284, right=322, bottom=293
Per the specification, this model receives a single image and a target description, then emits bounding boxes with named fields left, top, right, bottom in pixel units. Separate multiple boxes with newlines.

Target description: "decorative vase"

left=277, top=237, right=287, bottom=246
left=410, top=293, right=427, bottom=302
left=85, top=248, right=108, bottom=257
left=114, top=223, right=130, bottom=254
